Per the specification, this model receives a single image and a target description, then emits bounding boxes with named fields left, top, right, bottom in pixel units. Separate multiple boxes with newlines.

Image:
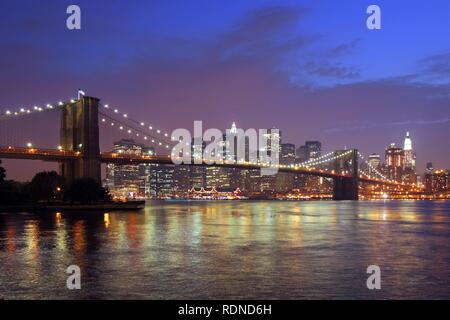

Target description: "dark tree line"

left=0, top=161, right=110, bottom=205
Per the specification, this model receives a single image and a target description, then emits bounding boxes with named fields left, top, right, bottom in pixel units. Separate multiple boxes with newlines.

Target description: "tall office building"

left=148, top=164, right=174, bottom=199
left=368, top=153, right=381, bottom=176
left=403, top=132, right=416, bottom=169
left=281, top=143, right=296, bottom=165
left=385, top=143, right=404, bottom=182
left=424, top=162, right=434, bottom=192
left=260, top=128, right=281, bottom=160
left=432, top=170, right=449, bottom=193
left=403, top=132, right=417, bottom=183
left=190, top=137, right=206, bottom=188
left=276, top=143, right=296, bottom=191
left=295, top=145, right=307, bottom=164
left=105, top=139, right=155, bottom=199
left=248, top=128, right=281, bottom=192
left=305, top=141, right=321, bottom=160
left=368, top=153, right=381, bottom=168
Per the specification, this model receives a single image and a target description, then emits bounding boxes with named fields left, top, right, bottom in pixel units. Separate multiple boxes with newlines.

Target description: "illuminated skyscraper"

left=368, top=154, right=381, bottom=169
left=305, top=141, right=321, bottom=160
left=105, top=139, right=154, bottom=199
left=402, top=132, right=417, bottom=183
left=385, top=143, right=404, bottom=182
left=281, top=143, right=296, bottom=165
left=432, top=170, right=450, bottom=193
left=403, top=131, right=416, bottom=169
left=424, top=162, right=434, bottom=192
left=368, top=153, right=381, bottom=176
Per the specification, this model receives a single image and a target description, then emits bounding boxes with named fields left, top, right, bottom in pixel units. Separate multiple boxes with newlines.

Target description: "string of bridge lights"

left=299, top=150, right=354, bottom=168
left=99, top=113, right=171, bottom=149
left=99, top=103, right=173, bottom=145
left=357, top=152, right=392, bottom=182
left=298, top=151, right=336, bottom=167
left=0, top=100, right=72, bottom=119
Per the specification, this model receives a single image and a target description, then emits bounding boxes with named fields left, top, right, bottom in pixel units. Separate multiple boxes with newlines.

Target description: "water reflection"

left=0, top=200, right=450, bottom=299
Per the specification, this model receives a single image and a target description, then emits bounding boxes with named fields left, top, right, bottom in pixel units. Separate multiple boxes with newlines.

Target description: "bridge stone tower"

left=59, top=96, right=101, bottom=184
left=333, top=149, right=359, bottom=200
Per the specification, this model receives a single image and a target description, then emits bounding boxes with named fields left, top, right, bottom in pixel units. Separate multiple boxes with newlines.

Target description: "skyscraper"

left=403, top=132, right=417, bottom=183
left=105, top=139, right=154, bottom=199
left=148, top=164, right=174, bottom=199
left=385, top=143, right=404, bottom=182
left=424, top=162, right=434, bottom=192
left=403, top=132, right=416, bottom=169
left=432, top=170, right=450, bottom=193
left=368, top=154, right=381, bottom=169
left=305, top=141, right=321, bottom=160
left=281, top=143, right=296, bottom=165
left=295, top=145, right=307, bottom=164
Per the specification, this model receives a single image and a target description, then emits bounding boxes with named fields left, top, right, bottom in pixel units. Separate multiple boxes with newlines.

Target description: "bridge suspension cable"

left=99, top=109, right=174, bottom=149
left=357, top=151, right=393, bottom=183
left=0, top=100, right=70, bottom=120
left=297, top=149, right=354, bottom=168
left=99, top=103, right=174, bottom=147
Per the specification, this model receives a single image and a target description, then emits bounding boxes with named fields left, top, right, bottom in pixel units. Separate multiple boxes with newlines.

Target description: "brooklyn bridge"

left=0, top=95, right=418, bottom=200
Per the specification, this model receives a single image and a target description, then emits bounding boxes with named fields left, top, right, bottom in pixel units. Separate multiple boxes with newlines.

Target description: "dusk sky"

left=0, top=0, right=449, bottom=181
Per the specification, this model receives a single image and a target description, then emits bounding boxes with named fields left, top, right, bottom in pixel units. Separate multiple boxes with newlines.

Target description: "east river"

left=1, top=200, right=450, bottom=299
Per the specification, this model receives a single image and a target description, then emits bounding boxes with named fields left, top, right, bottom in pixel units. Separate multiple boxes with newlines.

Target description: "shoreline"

left=0, top=201, right=145, bottom=212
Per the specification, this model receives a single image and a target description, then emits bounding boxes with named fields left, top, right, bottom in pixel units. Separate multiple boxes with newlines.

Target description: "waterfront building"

left=432, top=169, right=450, bottom=193
left=424, top=162, right=434, bottom=192
left=105, top=139, right=154, bottom=199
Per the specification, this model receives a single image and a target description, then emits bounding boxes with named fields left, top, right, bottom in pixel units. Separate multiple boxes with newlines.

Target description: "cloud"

left=301, top=61, right=360, bottom=80
left=420, top=53, right=450, bottom=80
left=326, top=39, right=360, bottom=58
left=212, top=6, right=313, bottom=62
left=326, top=117, right=450, bottom=133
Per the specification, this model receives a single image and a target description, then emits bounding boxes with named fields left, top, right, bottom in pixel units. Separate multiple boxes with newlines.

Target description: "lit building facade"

left=424, top=162, right=434, bottom=192
left=431, top=170, right=449, bottom=193
left=305, top=141, right=321, bottom=160
left=385, top=143, right=404, bottom=182
left=105, top=139, right=154, bottom=199
left=403, top=132, right=417, bottom=184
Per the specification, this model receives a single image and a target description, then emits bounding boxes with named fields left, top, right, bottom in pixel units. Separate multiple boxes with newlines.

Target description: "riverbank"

left=0, top=201, right=145, bottom=212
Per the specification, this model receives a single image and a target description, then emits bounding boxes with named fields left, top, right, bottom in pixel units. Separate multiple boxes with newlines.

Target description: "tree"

left=0, top=160, right=6, bottom=184
left=66, top=178, right=110, bottom=204
left=29, top=171, right=65, bottom=203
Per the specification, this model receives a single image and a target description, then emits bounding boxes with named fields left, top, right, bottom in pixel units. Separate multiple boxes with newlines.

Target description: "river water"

left=1, top=200, right=450, bottom=299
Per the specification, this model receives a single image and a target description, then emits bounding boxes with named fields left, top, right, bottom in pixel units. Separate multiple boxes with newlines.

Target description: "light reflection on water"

left=1, top=200, right=450, bottom=299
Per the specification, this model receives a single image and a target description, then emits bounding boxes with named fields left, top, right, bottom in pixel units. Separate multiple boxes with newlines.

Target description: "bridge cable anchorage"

left=99, top=112, right=172, bottom=149
left=99, top=103, right=174, bottom=146
left=0, top=99, right=72, bottom=121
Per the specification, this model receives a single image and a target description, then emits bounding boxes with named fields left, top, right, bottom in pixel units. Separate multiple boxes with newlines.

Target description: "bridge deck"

left=0, top=146, right=402, bottom=186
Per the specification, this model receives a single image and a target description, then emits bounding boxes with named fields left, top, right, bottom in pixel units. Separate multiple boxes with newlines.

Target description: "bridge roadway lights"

left=59, top=96, right=101, bottom=184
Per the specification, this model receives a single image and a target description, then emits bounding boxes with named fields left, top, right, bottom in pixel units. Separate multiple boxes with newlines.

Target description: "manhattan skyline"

left=0, top=0, right=449, bottom=180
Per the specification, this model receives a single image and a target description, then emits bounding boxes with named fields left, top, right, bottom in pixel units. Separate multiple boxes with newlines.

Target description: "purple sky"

left=0, top=0, right=449, bottom=181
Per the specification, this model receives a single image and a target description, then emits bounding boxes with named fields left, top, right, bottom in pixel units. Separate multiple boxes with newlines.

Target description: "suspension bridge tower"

left=333, top=149, right=359, bottom=200
left=59, top=96, right=101, bottom=184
